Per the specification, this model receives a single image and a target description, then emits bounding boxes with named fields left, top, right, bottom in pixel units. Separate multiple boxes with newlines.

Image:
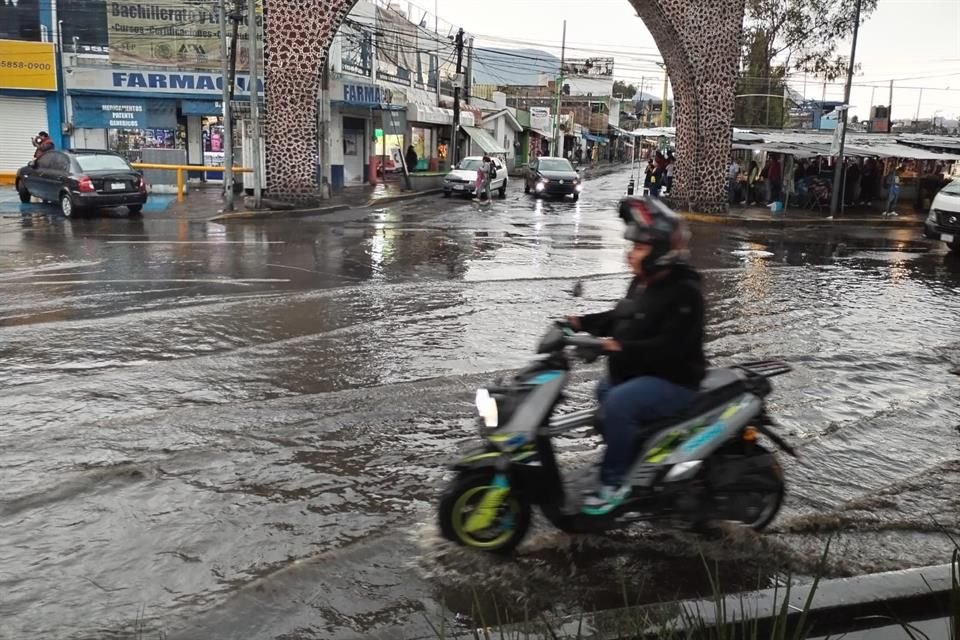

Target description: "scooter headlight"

left=664, top=460, right=703, bottom=482
left=475, top=388, right=499, bottom=428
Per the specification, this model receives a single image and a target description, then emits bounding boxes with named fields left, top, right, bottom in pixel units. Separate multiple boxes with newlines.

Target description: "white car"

left=443, top=156, right=507, bottom=198
left=924, top=179, right=960, bottom=252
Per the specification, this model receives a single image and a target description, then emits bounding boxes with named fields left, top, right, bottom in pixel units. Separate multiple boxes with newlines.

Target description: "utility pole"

left=247, top=0, right=262, bottom=208
left=887, top=80, right=894, bottom=133
left=659, top=70, right=669, bottom=127
left=781, top=84, right=788, bottom=128
left=218, top=0, right=234, bottom=211
left=452, top=28, right=464, bottom=167
left=829, top=0, right=862, bottom=217
left=915, top=87, right=923, bottom=122
left=552, top=19, right=566, bottom=157
left=227, top=0, right=243, bottom=102
left=465, top=36, right=474, bottom=104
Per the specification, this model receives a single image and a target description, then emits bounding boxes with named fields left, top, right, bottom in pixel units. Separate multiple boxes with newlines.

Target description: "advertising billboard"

left=0, top=39, right=57, bottom=90
left=562, top=57, right=614, bottom=78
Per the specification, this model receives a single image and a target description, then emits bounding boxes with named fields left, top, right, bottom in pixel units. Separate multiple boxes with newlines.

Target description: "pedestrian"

left=861, top=158, right=876, bottom=206
left=766, top=154, right=783, bottom=203
left=748, top=160, right=761, bottom=205
left=664, top=155, right=675, bottom=195
left=644, top=159, right=655, bottom=194
left=845, top=159, right=861, bottom=207
left=476, top=154, right=493, bottom=201
left=727, top=155, right=741, bottom=205
left=883, top=162, right=902, bottom=216
left=783, top=154, right=796, bottom=208
left=404, top=145, right=418, bottom=173
left=32, top=131, right=54, bottom=161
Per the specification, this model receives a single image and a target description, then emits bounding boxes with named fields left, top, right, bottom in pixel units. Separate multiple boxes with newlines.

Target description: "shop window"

left=108, top=124, right=186, bottom=161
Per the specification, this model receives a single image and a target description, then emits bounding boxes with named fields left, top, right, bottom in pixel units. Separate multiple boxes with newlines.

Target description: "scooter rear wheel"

left=438, top=470, right=532, bottom=555
left=703, top=446, right=785, bottom=532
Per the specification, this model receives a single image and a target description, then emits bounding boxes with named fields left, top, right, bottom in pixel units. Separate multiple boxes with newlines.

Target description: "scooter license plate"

left=942, top=233, right=955, bottom=243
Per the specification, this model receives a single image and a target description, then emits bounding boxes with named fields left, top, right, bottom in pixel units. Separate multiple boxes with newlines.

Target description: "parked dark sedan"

left=524, top=156, right=582, bottom=201
left=15, top=149, right=147, bottom=217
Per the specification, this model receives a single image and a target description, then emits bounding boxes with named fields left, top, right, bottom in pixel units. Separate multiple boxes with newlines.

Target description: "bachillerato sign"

left=106, top=0, right=262, bottom=69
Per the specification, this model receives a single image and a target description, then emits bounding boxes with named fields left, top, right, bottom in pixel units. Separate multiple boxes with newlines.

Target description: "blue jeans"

left=596, top=377, right=699, bottom=486
left=887, top=185, right=900, bottom=211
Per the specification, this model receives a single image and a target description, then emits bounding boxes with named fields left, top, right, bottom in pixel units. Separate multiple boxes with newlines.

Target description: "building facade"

left=0, top=1, right=63, bottom=180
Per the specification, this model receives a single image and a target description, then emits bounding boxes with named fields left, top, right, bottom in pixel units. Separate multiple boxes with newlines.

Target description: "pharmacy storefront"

left=63, top=66, right=262, bottom=170
left=0, top=39, right=62, bottom=175
left=328, top=78, right=407, bottom=189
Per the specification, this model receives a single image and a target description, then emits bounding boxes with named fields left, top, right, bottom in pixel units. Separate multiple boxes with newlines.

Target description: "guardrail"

left=131, top=163, right=253, bottom=202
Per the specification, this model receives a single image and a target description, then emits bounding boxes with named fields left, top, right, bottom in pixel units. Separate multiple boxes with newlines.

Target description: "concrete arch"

left=263, top=0, right=745, bottom=213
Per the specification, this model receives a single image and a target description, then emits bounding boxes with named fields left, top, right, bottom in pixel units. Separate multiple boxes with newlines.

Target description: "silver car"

left=443, top=156, right=508, bottom=198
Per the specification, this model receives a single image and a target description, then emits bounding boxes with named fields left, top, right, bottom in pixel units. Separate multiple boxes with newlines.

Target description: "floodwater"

left=1, top=170, right=959, bottom=639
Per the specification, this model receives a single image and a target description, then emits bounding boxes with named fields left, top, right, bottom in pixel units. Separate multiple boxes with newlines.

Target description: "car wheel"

left=17, top=181, right=31, bottom=203
left=572, top=193, right=580, bottom=202
left=60, top=192, right=76, bottom=218
left=128, top=205, right=143, bottom=216
left=499, top=181, right=507, bottom=198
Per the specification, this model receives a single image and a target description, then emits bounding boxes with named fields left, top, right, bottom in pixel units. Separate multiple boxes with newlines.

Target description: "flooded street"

left=2, top=169, right=960, bottom=639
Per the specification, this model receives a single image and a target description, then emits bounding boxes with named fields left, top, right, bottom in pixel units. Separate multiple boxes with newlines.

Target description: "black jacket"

left=579, top=265, right=707, bottom=388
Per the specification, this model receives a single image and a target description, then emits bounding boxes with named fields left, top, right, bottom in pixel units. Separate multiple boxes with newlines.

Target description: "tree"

left=735, top=30, right=787, bottom=127
left=613, top=80, right=638, bottom=99
left=736, top=0, right=878, bottom=127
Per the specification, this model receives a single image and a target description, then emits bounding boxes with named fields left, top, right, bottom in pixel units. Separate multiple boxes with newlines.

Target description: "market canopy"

left=583, top=132, right=608, bottom=144
left=461, top=126, right=507, bottom=154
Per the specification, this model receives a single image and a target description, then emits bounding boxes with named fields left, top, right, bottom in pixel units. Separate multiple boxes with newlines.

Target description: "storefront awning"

left=462, top=126, right=507, bottom=154
left=182, top=99, right=223, bottom=116
left=406, top=102, right=475, bottom=127
left=407, top=103, right=451, bottom=126
left=584, top=132, right=608, bottom=144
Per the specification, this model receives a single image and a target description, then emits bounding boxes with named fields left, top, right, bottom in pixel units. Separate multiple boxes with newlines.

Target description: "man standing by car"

left=33, top=131, right=54, bottom=160
left=476, top=155, right=494, bottom=201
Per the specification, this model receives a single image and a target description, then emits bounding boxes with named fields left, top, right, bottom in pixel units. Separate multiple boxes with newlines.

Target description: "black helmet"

left=617, top=196, right=689, bottom=274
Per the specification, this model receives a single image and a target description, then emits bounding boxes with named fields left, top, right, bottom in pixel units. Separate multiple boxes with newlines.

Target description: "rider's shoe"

left=581, top=484, right=630, bottom=516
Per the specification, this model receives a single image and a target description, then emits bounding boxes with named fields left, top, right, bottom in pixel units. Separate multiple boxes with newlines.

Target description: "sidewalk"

left=173, top=182, right=441, bottom=222
left=682, top=203, right=926, bottom=228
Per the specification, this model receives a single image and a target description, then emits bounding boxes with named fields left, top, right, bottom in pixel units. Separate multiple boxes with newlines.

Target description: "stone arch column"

left=262, top=0, right=358, bottom=200
left=263, top=0, right=744, bottom=212
left=630, top=0, right=745, bottom=213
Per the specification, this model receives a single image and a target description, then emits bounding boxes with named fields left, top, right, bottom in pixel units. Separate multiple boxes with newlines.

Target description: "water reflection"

left=4, top=175, right=960, bottom=638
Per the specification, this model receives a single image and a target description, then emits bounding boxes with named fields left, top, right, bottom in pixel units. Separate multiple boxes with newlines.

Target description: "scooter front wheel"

left=438, top=470, right=531, bottom=555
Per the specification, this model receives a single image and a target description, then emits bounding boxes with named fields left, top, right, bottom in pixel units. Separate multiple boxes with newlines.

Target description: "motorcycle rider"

left=568, top=197, right=707, bottom=515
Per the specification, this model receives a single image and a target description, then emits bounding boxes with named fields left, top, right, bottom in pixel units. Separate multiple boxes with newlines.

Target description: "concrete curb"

left=364, top=188, right=444, bottom=207
left=207, top=204, right=350, bottom=222
left=490, top=563, right=956, bottom=640
left=681, top=210, right=925, bottom=228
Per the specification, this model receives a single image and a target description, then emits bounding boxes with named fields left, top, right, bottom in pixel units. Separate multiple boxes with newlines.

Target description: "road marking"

left=105, top=240, right=287, bottom=245
left=0, top=278, right=290, bottom=286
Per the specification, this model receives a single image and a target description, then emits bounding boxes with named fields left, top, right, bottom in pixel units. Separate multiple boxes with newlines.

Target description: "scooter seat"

left=699, top=368, right=741, bottom=392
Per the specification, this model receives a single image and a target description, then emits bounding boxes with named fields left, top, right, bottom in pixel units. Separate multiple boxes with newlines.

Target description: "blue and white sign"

left=72, top=95, right=177, bottom=129
left=341, top=82, right=392, bottom=106
left=65, top=67, right=264, bottom=96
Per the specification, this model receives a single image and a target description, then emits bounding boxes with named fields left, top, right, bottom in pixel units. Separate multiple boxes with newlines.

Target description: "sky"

left=428, top=0, right=960, bottom=123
